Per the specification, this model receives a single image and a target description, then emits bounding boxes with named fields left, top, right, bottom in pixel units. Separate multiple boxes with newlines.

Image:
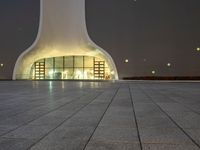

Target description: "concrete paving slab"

left=0, top=138, right=35, bottom=150
left=143, top=143, right=200, bottom=150
left=2, top=125, right=54, bottom=140
left=137, top=116, right=176, bottom=128
left=85, top=140, right=141, bottom=150
left=30, top=127, right=94, bottom=150
left=0, top=125, right=18, bottom=136
left=139, top=127, right=194, bottom=144
left=90, top=126, right=139, bottom=143
left=0, top=81, right=200, bottom=150
left=99, top=115, right=136, bottom=128
left=187, top=129, right=200, bottom=145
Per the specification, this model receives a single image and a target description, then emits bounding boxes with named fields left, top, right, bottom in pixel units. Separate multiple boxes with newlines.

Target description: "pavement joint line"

left=0, top=90, right=83, bottom=123
left=128, top=84, right=143, bottom=150
left=146, top=84, right=200, bottom=118
left=136, top=84, right=200, bottom=149
left=0, top=91, right=95, bottom=137
left=26, top=90, right=105, bottom=150
left=153, top=86, right=200, bottom=117
left=82, top=84, right=121, bottom=150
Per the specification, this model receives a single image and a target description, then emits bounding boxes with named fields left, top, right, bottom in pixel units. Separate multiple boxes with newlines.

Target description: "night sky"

left=0, top=0, right=200, bottom=79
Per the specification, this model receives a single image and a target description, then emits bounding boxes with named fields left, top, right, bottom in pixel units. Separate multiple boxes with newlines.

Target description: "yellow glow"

left=75, top=70, right=83, bottom=79
left=111, top=71, right=115, bottom=75
left=197, top=48, right=200, bottom=51
left=49, top=70, right=54, bottom=75
left=62, top=71, right=68, bottom=79
left=83, top=71, right=88, bottom=79
left=0, top=64, right=3, bottom=67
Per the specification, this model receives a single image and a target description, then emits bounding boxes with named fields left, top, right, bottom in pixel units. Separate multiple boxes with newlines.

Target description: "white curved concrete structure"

left=13, top=0, right=118, bottom=80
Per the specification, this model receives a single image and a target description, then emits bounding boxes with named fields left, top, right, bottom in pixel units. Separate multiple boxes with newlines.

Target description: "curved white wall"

left=13, top=0, right=118, bottom=80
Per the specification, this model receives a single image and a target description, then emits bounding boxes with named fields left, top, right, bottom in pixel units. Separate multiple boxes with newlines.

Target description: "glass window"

left=31, top=56, right=109, bottom=80
left=84, top=56, right=94, bottom=67
left=55, top=57, right=63, bottom=68
left=45, top=58, right=53, bottom=68
left=64, top=56, right=73, bottom=68
left=54, top=68, right=63, bottom=79
left=84, top=68, right=93, bottom=79
left=63, top=68, right=74, bottom=79
left=74, top=68, right=83, bottom=79
left=45, top=68, right=54, bottom=79
left=74, top=56, right=83, bottom=68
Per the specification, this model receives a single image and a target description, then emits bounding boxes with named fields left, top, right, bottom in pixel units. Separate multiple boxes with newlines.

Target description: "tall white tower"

left=13, top=0, right=118, bottom=80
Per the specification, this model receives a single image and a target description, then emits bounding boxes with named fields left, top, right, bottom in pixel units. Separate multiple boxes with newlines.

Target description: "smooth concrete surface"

left=0, top=81, right=200, bottom=150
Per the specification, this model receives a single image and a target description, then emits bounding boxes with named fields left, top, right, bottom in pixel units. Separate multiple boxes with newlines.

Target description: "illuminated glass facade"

left=30, top=56, right=112, bottom=80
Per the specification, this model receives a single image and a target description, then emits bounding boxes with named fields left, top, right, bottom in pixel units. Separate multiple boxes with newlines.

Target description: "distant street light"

left=0, top=63, right=3, bottom=67
left=197, top=47, right=200, bottom=51
left=151, top=70, right=156, bottom=75
left=125, top=59, right=129, bottom=63
left=167, top=63, right=171, bottom=67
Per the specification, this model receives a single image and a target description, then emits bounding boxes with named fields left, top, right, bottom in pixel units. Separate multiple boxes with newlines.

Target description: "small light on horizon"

left=197, top=47, right=200, bottom=51
left=125, top=59, right=129, bottom=63
left=0, top=63, right=3, bottom=67
left=151, top=70, right=156, bottom=74
left=167, top=63, right=171, bottom=67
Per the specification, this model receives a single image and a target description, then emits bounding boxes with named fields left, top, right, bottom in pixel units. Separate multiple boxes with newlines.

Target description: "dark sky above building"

left=0, top=0, right=200, bottom=78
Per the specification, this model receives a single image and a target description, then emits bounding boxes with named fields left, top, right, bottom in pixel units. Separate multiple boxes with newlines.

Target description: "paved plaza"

left=0, top=81, right=200, bottom=150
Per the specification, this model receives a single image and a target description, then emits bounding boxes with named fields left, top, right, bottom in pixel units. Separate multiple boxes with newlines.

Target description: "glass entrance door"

left=34, top=61, right=45, bottom=79
left=94, top=60, right=105, bottom=79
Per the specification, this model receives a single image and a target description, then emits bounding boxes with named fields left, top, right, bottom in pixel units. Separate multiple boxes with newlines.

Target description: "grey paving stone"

left=64, top=116, right=100, bottom=128
left=134, top=103, right=161, bottom=112
left=166, top=111, right=200, bottom=129
left=3, top=125, right=54, bottom=140
left=137, top=116, right=176, bottom=128
left=186, top=129, right=200, bottom=145
left=0, top=138, right=35, bottom=150
left=85, top=140, right=141, bottom=150
left=99, top=115, right=136, bottom=128
left=105, top=106, right=133, bottom=116
left=135, top=108, right=166, bottom=118
left=143, top=143, right=200, bottom=150
left=30, top=127, right=94, bottom=150
left=0, top=81, right=200, bottom=150
left=91, top=126, right=139, bottom=143
left=0, top=125, right=18, bottom=136
left=29, top=115, right=67, bottom=126
left=140, top=127, right=194, bottom=145
left=157, top=103, right=190, bottom=112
